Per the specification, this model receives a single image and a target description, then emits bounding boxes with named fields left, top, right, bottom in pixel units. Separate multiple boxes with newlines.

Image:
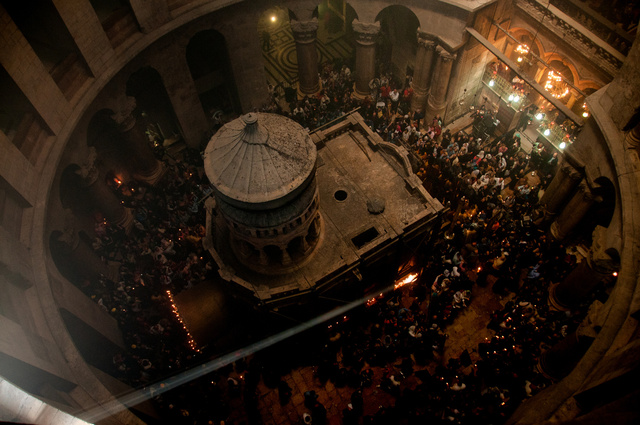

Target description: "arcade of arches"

left=1, top=0, right=640, bottom=424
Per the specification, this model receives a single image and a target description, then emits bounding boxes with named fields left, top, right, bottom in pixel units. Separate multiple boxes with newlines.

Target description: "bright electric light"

left=559, top=142, right=566, bottom=149
left=582, top=111, right=589, bottom=117
left=489, top=80, right=495, bottom=87
left=513, top=95, right=520, bottom=102
left=508, top=94, right=514, bottom=101
left=544, top=129, right=551, bottom=136
left=517, top=57, right=523, bottom=62
left=270, top=15, right=276, bottom=22
left=535, top=113, right=543, bottom=121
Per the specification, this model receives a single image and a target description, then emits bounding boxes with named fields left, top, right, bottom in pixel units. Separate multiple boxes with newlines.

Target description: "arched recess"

left=375, top=5, right=420, bottom=80
left=87, top=109, right=131, bottom=184
left=186, top=30, right=241, bottom=118
left=315, top=1, right=357, bottom=68
left=591, top=177, right=617, bottom=229
left=507, top=27, right=544, bottom=80
left=125, top=66, right=182, bottom=145
left=59, top=164, right=91, bottom=216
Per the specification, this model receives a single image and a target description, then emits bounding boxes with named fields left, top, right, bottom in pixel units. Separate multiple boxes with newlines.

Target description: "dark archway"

left=375, top=5, right=419, bottom=81
left=186, top=30, right=241, bottom=117
left=87, top=109, right=131, bottom=183
left=126, top=66, right=182, bottom=145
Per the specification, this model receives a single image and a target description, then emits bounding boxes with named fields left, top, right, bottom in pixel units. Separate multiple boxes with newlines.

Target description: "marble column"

left=112, top=99, right=164, bottom=185
left=550, top=181, right=599, bottom=240
left=410, top=30, right=437, bottom=113
left=76, top=155, right=133, bottom=231
left=291, top=19, right=321, bottom=98
left=425, top=46, right=457, bottom=122
left=352, top=20, right=380, bottom=99
left=538, top=331, right=594, bottom=381
left=540, top=161, right=583, bottom=221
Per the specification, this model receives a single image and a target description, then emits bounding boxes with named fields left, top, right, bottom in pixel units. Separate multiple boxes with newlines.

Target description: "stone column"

left=550, top=182, right=599, bottom=240
left=76, top=152, right=133, bottom=231
left=550, top=228, right=619, bottom=310
left=424, top=47, right=457, bottom=122
left=410, top=30, right=437, bottom=113
left=54, top=228, right=111, bottom=282
left=291, top=19, right=321, bottom=98
left=112, top=98, right=164, bottom=185
left=352, top=20, right=380, bottom=99
left=540, top=161, right=583, bottom=221
left=538, top=331, right=594, bottom=381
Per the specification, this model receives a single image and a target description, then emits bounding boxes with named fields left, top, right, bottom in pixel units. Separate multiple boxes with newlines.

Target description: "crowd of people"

left=59, top=60, right=609, bottom=424
left=76, top=149, right=216, bottom=387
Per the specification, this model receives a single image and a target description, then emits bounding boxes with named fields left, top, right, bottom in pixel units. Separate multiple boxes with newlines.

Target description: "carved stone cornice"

left=111, top=96, right=137, bottom=132
left=352, top=20, right=380, bottom=45
left=559, top=161, right=583, bottom=181
left=291, top=19, right=318, bottom=44
left=417, top=29, right=437, bottom=49
left=515, top=0, right=623, bottom=77
left=75, top=147, right=99, bottom=186
left=436, top=46, right=456, bottom=62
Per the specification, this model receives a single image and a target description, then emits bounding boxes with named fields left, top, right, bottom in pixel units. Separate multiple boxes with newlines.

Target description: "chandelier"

left=544, top=70, right=569, bottom=99
left=515, top=44, right=529, bottom=63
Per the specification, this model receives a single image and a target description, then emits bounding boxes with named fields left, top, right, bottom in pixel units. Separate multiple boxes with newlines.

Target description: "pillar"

left=352, top=20, right=380, bottom=99
left=411, top=30, right=437, bottom=113
left=112, top=98, right=164, bottom=185
left=540, top=161, right=583, bottom=221
left=76, top=157, right=133, bottom=231
left=538, top=331, right=594, bottom=381
left=54, top=229, right=112, bottom=283
left=550, top=182, right=599, bottom=240
left=290, top=19, right=321, bottom=98
left=550, top=227, right=619, bottom=309
left=425, top=47, right=456, bottom=122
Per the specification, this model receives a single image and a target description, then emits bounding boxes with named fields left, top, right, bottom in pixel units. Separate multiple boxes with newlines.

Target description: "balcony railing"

left=516, top=0, right=625, bottom=77
left=549, top=0, right=634, bottom=55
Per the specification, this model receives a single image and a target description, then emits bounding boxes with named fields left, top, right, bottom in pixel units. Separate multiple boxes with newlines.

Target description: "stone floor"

left=215, top=274, right=510, bottom=425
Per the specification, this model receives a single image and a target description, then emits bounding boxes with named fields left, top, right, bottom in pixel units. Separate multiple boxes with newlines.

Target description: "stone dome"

left=204, top=113, right=317, bottom=209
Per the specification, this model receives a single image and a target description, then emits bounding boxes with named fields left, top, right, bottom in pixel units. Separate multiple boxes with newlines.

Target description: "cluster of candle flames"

left=166, top=290, right=201, bottom=353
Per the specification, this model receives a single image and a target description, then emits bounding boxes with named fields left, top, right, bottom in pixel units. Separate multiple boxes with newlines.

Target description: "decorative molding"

left=436, top=46, right=457, bottom=62
left=290, top=19, right=318, bottom=44
left=516, top=0, right=623, bottom=77
left=111, top=96, right=137, bottom=132
left=417, top=29, right=437, bottom=49
left=352, top=20, right=380, bottom=45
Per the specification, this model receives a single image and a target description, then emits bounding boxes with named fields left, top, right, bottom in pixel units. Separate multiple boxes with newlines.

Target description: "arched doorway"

left=126, top=67, right=182, bottom=146
left=186, top=30, right=241, bottom=118
left=375, top=5, right=419, bottom=82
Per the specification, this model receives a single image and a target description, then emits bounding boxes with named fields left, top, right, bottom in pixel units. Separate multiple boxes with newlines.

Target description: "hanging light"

left=544, top=71, right=569, bottom=99
left=508, top=94, right=514, bottom=101
left=513, top=95, right=520, bottom=102
left=535, top=112, right=544, bottom=121
left=559, top=141, right=566, bottom=149
left=544, top=128, right=551, bottom=136
left=489, top=80, right=495, bottom=87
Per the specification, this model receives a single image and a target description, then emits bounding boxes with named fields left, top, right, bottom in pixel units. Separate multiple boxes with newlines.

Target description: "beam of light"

left=81, top=277, right=408, bottom=422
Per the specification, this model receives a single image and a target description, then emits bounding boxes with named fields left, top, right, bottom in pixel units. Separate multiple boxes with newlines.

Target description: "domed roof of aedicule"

left=204, top=113, right=317, bottom=206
